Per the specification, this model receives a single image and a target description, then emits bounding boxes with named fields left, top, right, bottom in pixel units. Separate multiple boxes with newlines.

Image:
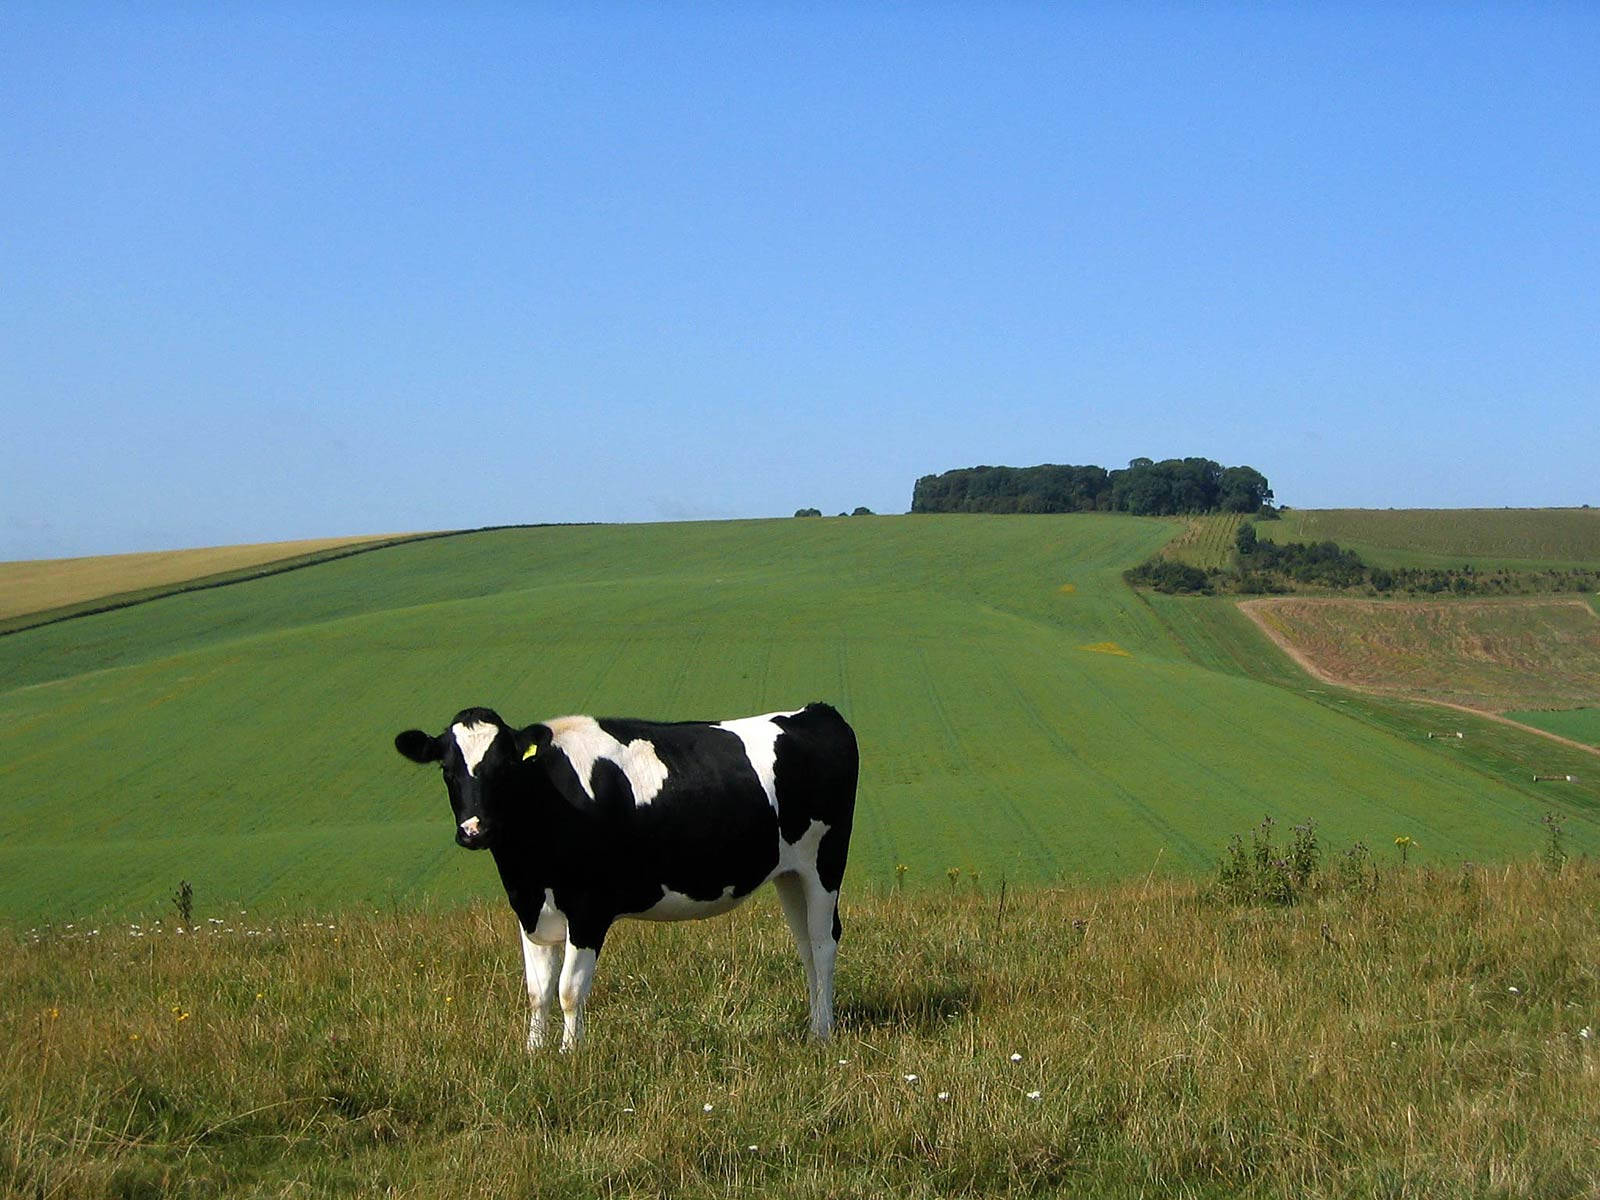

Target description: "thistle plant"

left=1541, top=812, right=1568, bottom=875
left=171, top=880, right=194, bottom=929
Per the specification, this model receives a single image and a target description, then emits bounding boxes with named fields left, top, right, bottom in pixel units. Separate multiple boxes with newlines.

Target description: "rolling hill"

left=2, top=515, right=1594, bottom=924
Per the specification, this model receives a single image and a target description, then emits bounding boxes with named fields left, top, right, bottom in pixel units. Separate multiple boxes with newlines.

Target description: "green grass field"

left=2, top=514, right=1596, bottom=924
left=1260, top=508, right=1600, bottom=570
left=1504, top=707, right=1600, bottom=749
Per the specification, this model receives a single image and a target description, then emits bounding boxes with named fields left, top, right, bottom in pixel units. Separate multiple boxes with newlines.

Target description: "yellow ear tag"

left=522, top=745, right=538, bottom=760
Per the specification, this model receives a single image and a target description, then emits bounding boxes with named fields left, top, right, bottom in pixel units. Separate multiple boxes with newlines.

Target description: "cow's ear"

left=513, top=723, right=552, bottom=763
left=395, top=729, right=444, bottom=764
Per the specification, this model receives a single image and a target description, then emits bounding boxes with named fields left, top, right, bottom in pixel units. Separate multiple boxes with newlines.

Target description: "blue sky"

left=4, top=4, right=1597, bottom=559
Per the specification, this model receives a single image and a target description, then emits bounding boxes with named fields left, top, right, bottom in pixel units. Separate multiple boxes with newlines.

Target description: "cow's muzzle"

left=456, top=815, right=490, bottom=850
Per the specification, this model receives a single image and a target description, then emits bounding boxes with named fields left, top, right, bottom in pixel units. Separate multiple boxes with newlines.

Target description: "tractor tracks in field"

left=995, top=661, right=1203, bottom=869
left=915, top=648, right=1063, bottom=878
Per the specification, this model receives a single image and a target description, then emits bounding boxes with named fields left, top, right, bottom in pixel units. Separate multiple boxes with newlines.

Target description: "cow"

left=393, top=702, right=857, bottom=1050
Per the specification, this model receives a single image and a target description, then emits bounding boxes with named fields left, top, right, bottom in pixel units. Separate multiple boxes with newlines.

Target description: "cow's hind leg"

left=520, top=927, right=561, bottom=1050
left=787, top=869, right=839, bottom=1040
left=806, top=879, right=841, bottom=1040
left=773, top=872, right=818, bottom=1024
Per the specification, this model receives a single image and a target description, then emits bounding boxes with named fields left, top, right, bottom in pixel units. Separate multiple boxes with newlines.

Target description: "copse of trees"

left=912, top=458, right=1273, bottom=517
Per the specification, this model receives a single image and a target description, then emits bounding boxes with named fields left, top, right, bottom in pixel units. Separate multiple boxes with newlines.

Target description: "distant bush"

left=1122, top=560, right=1212, bottom=594
left=1237, top=536, right=1368, bottom=588
left=794, top=508, right=823, bottom=518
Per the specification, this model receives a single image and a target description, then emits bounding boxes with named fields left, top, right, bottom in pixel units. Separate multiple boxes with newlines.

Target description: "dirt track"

left=1237, top=597, right=1600, bottom=761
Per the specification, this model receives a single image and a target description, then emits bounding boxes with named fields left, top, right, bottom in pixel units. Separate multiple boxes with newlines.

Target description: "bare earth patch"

left=1239, top=596, right=1600, bottom=757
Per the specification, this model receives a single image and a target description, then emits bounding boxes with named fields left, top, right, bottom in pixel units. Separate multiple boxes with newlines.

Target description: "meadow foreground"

left=5, top=862, right=1597, bottom=1199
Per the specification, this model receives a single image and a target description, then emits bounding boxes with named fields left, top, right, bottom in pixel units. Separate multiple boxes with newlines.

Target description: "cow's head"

left=394, top=708, right=550, bottom=850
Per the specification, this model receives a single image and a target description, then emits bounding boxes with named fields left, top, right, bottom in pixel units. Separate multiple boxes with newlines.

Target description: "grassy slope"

left=1260, top=507, right=1600, bottom=570
left=1153, top=512, right=1248, bottom=570
left=2, top=515, right=1595, bottom=924
left=1504, top=707, right=1600, bottom=749
left=6, top=866, right=1597, bottom=1199
left=1142, top=589, right=1600, bottom=822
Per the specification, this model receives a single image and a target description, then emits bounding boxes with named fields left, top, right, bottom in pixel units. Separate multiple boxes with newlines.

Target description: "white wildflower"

left=1581, top=1028, right=1593, bottom=1040
left=904, top=1074, right=919, bottom=1084
left=1010, top=1052, right=1023, bottom=1063
left=1026, top=1090, right=1042, bottom=1100
left=702, top=1103, right=714, bottom=1113
left=937, top=1091, right=950, bottom=1101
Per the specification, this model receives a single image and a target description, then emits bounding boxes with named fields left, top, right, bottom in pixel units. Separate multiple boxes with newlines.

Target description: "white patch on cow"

left=633, top=884, right=747, bottom=922
left=526, top=888, right=568, bottom=945
left=715, top=710, right=799, bottom=810
left=459, top=815, right=481, bottom=837
left=777, top=818, right=832, bottom=874
left=546, top=715, right=670, bottom=804
left=451, top=721, right=499, bottom=776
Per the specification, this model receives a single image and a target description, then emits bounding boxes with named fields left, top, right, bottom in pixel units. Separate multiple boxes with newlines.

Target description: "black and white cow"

left=394, top=702, right=857, bottom=1050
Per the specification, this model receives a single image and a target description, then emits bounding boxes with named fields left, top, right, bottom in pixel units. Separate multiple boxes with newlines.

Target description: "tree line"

left=911, top=458, right=1274, bottom=517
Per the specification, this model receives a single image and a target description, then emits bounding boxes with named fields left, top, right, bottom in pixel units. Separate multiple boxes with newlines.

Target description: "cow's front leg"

left=520, top=926, right=561, bottom=1050
left=558, top=931, right=606, bottom=1052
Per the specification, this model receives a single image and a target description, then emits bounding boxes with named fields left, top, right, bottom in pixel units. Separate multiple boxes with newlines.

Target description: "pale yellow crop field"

left=0, top=535, right=399, bottom=622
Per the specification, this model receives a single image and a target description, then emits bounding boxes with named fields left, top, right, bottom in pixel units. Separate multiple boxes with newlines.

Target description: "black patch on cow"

left=772, top=704, right=858, bottom=893
left=588, top=717, right=782, bottom=904
left=394, top=729, right=443, bottom=763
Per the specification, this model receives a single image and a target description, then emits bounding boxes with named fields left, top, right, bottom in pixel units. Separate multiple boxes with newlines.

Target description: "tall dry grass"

left=4, top=863, right=1597, bottom=1198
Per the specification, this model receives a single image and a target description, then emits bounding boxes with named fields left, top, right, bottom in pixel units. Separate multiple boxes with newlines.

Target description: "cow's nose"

left=459, top=816, right=481, bottom=838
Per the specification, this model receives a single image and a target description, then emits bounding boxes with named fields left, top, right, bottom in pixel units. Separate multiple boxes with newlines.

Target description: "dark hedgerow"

left=1122, top=560, right=1213, bottom=594
left=1131, top=522, right=1600, bottom=598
